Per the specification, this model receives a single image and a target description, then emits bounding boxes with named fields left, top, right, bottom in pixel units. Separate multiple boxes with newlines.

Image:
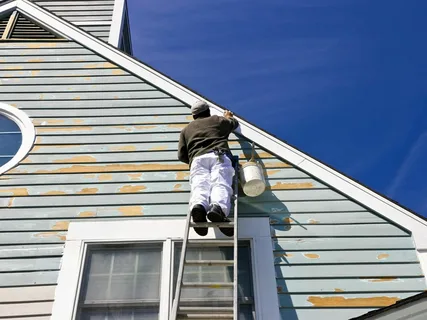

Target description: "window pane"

left=173, top=243, right=255, bottom=319
left=78, top=244, right=162, bottom=320
left=0, top=132, right=21, bottom=156
left=0, top=114, right=20, bottom=132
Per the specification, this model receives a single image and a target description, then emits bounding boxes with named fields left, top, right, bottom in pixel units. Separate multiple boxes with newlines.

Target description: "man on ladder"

left=178, top=101, right=239, bottom=237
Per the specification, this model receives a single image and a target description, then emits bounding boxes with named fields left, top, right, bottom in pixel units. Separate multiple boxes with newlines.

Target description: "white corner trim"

left=0, top=103, right=35, bottom=176
left=53, top=218, right=279, bottom=320
left=108, top=0, right=125, bottom=47
left=13, top=0, right=427, bottom=280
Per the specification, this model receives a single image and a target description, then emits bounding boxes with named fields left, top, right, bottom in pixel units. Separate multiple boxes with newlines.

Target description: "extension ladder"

left=170, top=156, right=240, bottom=320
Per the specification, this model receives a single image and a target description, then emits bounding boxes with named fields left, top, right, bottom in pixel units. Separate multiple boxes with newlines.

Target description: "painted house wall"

left=29, top=0, right=117, bottom=42
left=0, top=39, right=426, bottom=319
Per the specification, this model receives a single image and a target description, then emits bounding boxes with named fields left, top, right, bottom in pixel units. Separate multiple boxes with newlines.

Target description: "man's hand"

left=223, top=110, right=234, bottom=119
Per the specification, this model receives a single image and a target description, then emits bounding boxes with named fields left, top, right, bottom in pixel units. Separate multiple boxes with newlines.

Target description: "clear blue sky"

left=128, top=0, right=427, bottom=217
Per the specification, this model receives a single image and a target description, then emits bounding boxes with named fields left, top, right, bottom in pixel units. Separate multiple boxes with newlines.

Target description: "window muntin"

left=0, top=114, right=22, bottom=167
left=77, top=244, right=163, bottom=320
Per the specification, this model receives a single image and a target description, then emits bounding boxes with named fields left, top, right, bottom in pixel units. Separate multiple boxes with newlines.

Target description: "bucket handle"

left=250, top=142, right=255, bottom=162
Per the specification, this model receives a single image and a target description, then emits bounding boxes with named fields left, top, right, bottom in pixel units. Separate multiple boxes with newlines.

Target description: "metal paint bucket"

left=240, top=160, right=266, bottom=197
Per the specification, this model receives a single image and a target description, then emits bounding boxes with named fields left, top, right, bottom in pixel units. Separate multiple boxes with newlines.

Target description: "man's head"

left=191, top=101, right=211, bottom=119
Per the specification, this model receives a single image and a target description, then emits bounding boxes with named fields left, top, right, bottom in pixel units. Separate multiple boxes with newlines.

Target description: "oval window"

left=0, top=103, right=35, bottom=175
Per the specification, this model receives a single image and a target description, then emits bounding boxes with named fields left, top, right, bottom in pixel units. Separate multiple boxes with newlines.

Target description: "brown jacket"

left=178, top=115, right=239, bottom=165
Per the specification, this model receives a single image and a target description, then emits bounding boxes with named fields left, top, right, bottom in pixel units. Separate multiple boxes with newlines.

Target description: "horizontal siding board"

left=0, top=42, right=80, bottom=49
left=2, top=91, right=169, bottom=101
left=81, top=25, right=112, bottom=32
left=271, top=224, right=408, bottom=237
left=21, top=150, right=278, bottom=164
left=240, top=200, right=366, bottom=213
left=0, top=285, right=55, bottom=302
left=0, top=83, right=153, bottom=93
left=0, top=61, right=120, bottom=70
left=269, top=211, right=387, bottom=225
left=41, top=5, right=114, bottom=11
left=0, top=257, right=60, bottom=272
left=47, top=11, right=113, bottom=17
left=0, top=75, right=142, bottom=85
left=279, top=292, right=419, bottom=308
left=0, top=232, right=67, bottom=245
left=33, top=1, right=115, bottom=5
left=276, top=264, right=424, bottom=278
left=273, top=250, right=419, bottom=264
left=279, top=309, right=374, bottom=320
left=0, top=178, right=320, bottom=197
left=0, top=168, right=306, bottom=185
left=0, top=68, right=130, bottom=77
left=11, top=98, right=185, bottom=108
left=277, top=277, right=427, bottom=293
left=54, top=16, right=112, bottom=22
left=0, top=244, right=63, bottom=258
left=0, top=269, right=212, bottom=288
left=0, top=55, right=105, bottom=63
left=274, top=237, right=416, bottom=251
left=0, top=301, right=53, bottom=317
left=0, top=48, right=99, bottom=56
left=0, top=189, right=341, bottom=208
left=8, top=159, right=289, bottom=174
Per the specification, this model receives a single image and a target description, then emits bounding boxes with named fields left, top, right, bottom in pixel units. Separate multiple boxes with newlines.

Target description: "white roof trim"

left=108, top=0, right=125, bottom=47
left=6, top=0, right=427, bottom=275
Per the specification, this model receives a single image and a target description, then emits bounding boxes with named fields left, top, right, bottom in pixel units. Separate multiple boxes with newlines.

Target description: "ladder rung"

left=182, top=282, right=234, bottom=289
left=185, top=260, right=234, bottom=266
left=177, top=315, right=233, bottom=319
left=187, top=240, right=234, bottom=247
left=190, top=222, right=234, bottom=228
left=178, top=306, right=234, bottom=314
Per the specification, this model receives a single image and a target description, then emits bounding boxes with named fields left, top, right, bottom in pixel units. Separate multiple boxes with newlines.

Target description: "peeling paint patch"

left=27, top=58, right=44, bottom=63
left=84, top=77, right=91, bottom=81
left=34, top=163, right=188, bottom=174
left=84, top=174, right=96, bottom=178
left=228, top=141, right=239, bottom=146
left=173, top=184, right=182, bottom=191
left=119, top=185, right=147, bottom=193
left=26, top=43, right=57, bottom=48
left=240, top=151, right=274, bottom=159
left=150, top=146, right=167, bottom=151
left=37, top=127, right=92, bottom=133
left=10, top=103, right=17, bottom=107
left=73, top=96, right=81, bottom=100
left=53, top=156, right=97, bottom=163
left=77, top=188, right=98, bottom=194
left=119, top=206, right=143, bottom=216
left=308, top=219, right=319, bottom=224
left=31, top=70, right=40, bottom=76
left=5, top=66, right=23, bottom=70
left=304, top=253, right=320, bottom=259
left=42, top=191, right=67, bottom=195
left=7, top=198, right=15, bottom=207
left=8, top=168, right=28, bottom=174
left=282, top=217, right=292, bottom=224
left=270, top=182, right=314, bottom=190
left=34, top=232, right=66, bottom=241
left=78, top=211, right=96, bottom=217
left=175, top=171, right=190, bottom=180
left=34, top=119, right=65, bottom=125
left=266, top=170, right=281, bottom=176
left=258, top=161, right=290, bottom=168
left=186, top=115, right=193, bottom=121
left=334, top=289, right=344, bottom=292
left=109, top=145, right=136, bottom=151
left=307, top=295, right=399, bottom=307
left=377, top=254, right=389, bottom=260
left=167, top=124, right=187, bottom=129
left=98, top=174, right=113, bottom=181
left=112, top=69, right=125, bottom=75
left=364, top=278, right=398, bottom=283
left=52, top=221, right=70, bottom=230
left=84, top=62, right=115, bottom=69
left=73, top=119, right=84, bottom=124
left=128, top=173, right=142, bottom=180
left=0, top=188, right=29, bottom=196
left=134, top=125, right=157, bottom=130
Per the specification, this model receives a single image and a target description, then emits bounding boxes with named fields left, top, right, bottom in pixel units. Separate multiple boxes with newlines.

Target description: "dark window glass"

left=0, top=114, right=22, bottom=167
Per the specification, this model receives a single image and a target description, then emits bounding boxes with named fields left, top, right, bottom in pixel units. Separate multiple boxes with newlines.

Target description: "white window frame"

left=51, top=218, right=280, bottom=320
left=0, top=102, right=35, bottom=175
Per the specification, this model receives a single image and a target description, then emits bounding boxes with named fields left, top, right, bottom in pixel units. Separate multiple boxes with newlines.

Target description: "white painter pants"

left=189, top=152, right=235, bottom=216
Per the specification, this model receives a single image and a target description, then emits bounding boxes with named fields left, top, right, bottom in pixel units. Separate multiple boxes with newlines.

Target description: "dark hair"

left=193, top=109, right=211, bottom=119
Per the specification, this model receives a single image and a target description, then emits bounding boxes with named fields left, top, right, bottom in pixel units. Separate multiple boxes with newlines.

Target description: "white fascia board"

left=0, top=0, right=18, bottom=14
left=16, top=0, right=427, bottom=263
left=108, top=0, right=125, bottom=47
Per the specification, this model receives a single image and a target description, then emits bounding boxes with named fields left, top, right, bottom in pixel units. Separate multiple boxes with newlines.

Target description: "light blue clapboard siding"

left=0, top=40, right=425, bottom=320
left=31, top=0, right=115, bottom=41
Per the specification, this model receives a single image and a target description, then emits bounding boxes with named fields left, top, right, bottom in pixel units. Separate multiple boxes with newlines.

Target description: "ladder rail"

left=232, top=157, right=239, bottom=319
left=170, top=206, right=192, bottom=320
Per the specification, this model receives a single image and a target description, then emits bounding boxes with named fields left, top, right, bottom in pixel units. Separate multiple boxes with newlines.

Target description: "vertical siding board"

left=0, top=39, right=425, bottom=320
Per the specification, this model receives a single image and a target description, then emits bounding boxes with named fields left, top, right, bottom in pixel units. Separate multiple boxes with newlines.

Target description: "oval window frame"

left=0, top=102, right=35, bottom=175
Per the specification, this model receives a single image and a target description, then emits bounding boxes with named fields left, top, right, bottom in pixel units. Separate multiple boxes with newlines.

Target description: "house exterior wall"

left=29, top=0, right=117, bottom=42
left=0, top=40, right=425, bottom=319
